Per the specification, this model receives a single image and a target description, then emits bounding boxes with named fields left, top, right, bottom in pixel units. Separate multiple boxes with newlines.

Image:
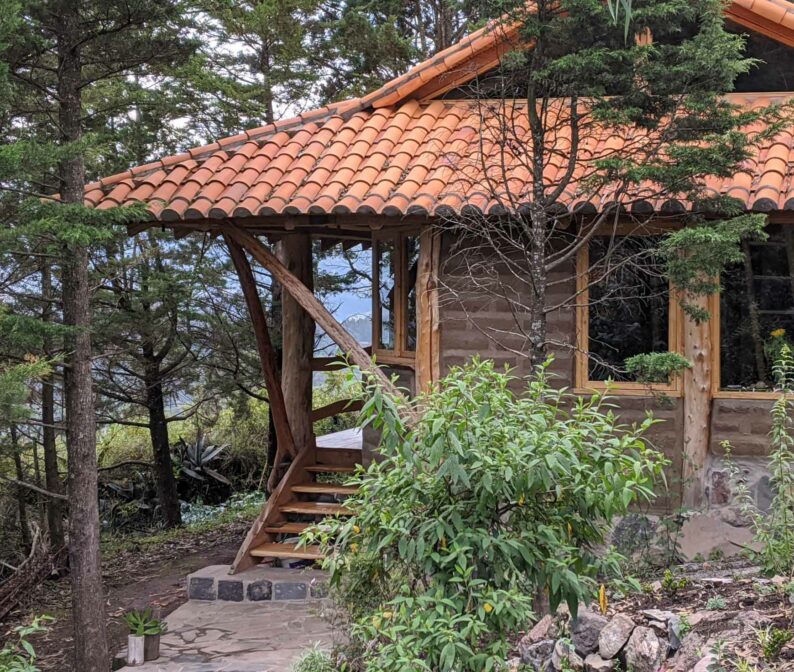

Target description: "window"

left=373, top=232, right=419, bottom=365
left=577, top=235, right=681, bottom=391
left=716, top=225, right=794, bottom=393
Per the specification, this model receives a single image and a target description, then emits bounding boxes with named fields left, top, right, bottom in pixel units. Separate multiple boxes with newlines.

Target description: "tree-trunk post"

left=279, top=234, right=315, bottom=453
left=682, top=293, right=712, bottom=508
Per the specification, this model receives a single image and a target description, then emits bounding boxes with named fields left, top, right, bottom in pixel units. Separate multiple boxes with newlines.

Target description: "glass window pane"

left=588, top=236, right=669, bottom=382
left=377, top=238, right=396, bottom=350
left=720, top=225, right=794, bottom=391
left=404, top=236, right=419, bottom=352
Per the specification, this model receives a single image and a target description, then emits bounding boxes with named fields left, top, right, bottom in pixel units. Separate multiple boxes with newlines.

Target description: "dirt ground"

left=1, top=521, right=249, bottom=671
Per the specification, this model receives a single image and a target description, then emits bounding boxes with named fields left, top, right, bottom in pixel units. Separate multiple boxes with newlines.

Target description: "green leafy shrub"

left=292, top=646, right=336, bottom=672
left=661, top=568, right=690, bottom=594
left=756, top=625, right=793, bottom=661
left=705, top=596, right=726, bottom=610
left=725, top=345, right=794, bottom=578
left=624, top=352, right=692, bottom=384
left=0, top=615, right=53, bottom=672
left=305, top=359, right=667, bottom=672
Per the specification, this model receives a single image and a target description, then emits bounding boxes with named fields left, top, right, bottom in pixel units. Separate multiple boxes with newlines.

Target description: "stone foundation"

left=186, top=565, right=328, bottom=603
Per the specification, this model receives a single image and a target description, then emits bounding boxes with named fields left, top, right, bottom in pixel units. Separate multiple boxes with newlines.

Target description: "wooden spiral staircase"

left=231, top=432, right=361, bottom=573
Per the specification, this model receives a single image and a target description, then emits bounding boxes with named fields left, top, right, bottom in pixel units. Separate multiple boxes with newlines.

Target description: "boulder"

left=624, top=626, right=665, bottom=672
left=552, top=640, right=584, bottom=671
left=570, top=610, right=609, bottom=656
left=522, top=615, right=554, bottom=646
left=520, top=639, right=555, bottom=672
left=584, top=653, right=616, bottom=672
left=668, top=631, right=706, bottom=672
left=598, top=613, right=635, bottom=659
left=692, top=655, right=715, bottom=672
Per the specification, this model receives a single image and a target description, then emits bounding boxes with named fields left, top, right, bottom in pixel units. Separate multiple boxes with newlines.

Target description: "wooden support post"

left=280, top=233, right=315, bottom=454
left=416, top=228, right=441, bottom=392
left=682, top=293, right=712, bottom=508
left=225, top=224, right=411, bottom=409
left=224, top=234, right=297, bottom=465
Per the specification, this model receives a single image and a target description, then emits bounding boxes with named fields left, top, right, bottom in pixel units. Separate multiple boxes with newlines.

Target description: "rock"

left=570, top=610, right=609, bottom=656
left=506, top=657, right=523, bottom=671
left=552, top=640, right=584, bottom=671
left=624, top=626, right=664, bottom=672
left=584, top=653, right=615, bottom=672
left=640, top=609, right=676, bottom=623
left=701, top=577, right=733, bottom=585
left=667, top=615, right=682, bottom=652
left=522, top=615, right=554, bottom=645
left=692, top=655, right=714, bottom=672
left=598, top=613, right=635, bottom=659
left=668, top=632, right=706, bottom=672
left=648, top=620, right=667, bottom=636
left=520, top=639, right=555, bottom=671
left=649, top=581, right=662, bottom=592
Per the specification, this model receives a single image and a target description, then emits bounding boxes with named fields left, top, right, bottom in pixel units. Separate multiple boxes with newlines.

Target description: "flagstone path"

left=118, top=599, right=335, bottom=671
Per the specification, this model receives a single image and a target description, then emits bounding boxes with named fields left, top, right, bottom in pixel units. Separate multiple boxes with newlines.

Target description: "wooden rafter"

left=224, top=234, right=298, bottom=472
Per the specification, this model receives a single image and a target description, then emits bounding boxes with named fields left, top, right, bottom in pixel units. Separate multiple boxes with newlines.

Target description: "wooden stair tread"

left=263, top=521, right=312, bottom=534
left=291, top=483, right=358, bottom=495
left=305, top=465, right=356, bottom=474
left=279, top=501, right=352, bottom=516
left=249, top=542, right=323, bottom=560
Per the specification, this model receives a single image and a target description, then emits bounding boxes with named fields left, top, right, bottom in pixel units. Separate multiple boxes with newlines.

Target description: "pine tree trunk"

left=56, top=4, right=110, bottom=669
left=10, top=425, right=31, bottom=553
left=41, top=260, right=66, bottom=553
left=143, top=356, right=181, bottom=527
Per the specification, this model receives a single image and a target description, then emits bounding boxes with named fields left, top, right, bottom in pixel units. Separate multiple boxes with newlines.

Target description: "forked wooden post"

left=279, top=233, right=315, bottom=457
left=225, top=224, right=411, bottom=409
left=224, top=234, right=297, bottom=471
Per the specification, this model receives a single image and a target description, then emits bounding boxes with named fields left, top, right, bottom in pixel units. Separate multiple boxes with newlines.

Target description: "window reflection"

left=588, top=236, right=669, bottom=381
left=377, top=238, right=396, bottom=350
left=721, top=225, right=794, bottom=390
left=405, top=236, right=419, bottom=352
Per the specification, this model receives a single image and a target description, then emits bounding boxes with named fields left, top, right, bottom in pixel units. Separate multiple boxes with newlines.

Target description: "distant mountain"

left=316, top=312, right=371, bottom=356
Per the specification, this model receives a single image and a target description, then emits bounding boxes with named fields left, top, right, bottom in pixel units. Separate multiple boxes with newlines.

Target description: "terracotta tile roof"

left=84, top=0, right=794, bottom=222
left=85, top=93, right=794, bottom=220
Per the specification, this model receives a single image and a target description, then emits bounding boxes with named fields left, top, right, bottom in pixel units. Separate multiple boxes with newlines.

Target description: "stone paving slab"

left=118, top=599, right=336, bottom=671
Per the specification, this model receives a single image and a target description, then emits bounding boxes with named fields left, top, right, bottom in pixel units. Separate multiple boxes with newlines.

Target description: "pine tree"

left=1, top=2, right=196, bottom=668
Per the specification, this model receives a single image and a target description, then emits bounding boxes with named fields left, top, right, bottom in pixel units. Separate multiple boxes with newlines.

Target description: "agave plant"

left=124, top=609, right=167, bottom=636
left=172, top=431, right=231, bottom=485
left=172, top=431, right=233, bottom=504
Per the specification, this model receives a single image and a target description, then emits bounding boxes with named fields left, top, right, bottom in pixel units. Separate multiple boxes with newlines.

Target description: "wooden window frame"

left=372, top=230, right=419, bottom=368
left=709, top=284, right=783, bottom=401
left=574, top=237, right=684, bottom=397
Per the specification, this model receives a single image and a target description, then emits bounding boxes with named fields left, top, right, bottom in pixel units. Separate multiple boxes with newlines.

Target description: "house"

left=85, top=0, right=794, bottom=570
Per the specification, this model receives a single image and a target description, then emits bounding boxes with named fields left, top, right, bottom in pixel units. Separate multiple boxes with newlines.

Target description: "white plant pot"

left=127, top=634, right=145, bottom=666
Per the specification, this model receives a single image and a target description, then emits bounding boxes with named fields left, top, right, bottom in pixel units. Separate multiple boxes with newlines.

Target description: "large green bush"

left=305, top=359, right=667, bottom=672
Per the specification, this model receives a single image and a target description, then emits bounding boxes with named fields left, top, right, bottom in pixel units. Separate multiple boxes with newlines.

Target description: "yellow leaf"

left=598, top=584, right=608, bottom=615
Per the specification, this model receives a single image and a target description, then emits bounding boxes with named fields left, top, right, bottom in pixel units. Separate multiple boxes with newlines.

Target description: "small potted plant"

left=124, top=609, right=167, bottom=665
